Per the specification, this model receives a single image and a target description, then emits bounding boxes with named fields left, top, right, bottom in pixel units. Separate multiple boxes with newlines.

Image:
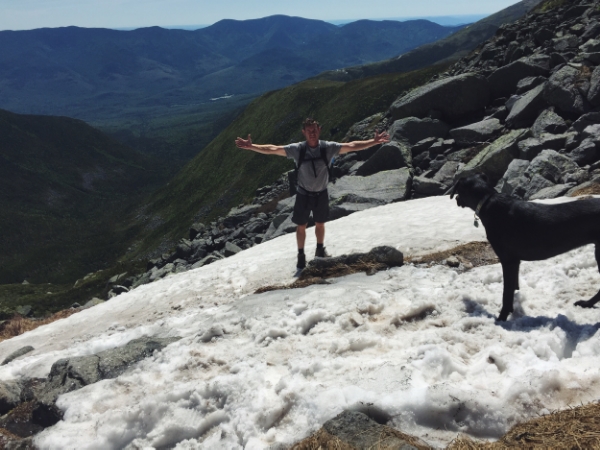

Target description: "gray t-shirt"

left=285, top=141, right=342, bottom=192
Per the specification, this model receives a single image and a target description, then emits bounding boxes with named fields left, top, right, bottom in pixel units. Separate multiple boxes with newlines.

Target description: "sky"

left=2, top=195, right=600, bottom=449
left=2, top=0, right=523, bottom=31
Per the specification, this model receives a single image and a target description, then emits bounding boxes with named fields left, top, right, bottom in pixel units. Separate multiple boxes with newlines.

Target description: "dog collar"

left=475, top=194, right=492, bottom=216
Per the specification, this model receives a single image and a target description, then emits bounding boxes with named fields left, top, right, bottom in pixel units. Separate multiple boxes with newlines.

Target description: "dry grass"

left=449, top=402, right=600, bottom=449
left=568, top=183, right=600, bottom=197
left=290, top=426, right=432, bottom=450
left=406, top=241, right=498, bottom=269
left=0, top=309, right=78, bottom=343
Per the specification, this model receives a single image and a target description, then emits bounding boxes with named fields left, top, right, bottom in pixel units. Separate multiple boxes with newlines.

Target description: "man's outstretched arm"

left=339, top=130, right=390, bottom=154
left=235, top=134, right=286, bottom=156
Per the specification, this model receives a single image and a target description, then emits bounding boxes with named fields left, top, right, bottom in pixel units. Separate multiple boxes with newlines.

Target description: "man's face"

left=302, top=124, right=321, bottom=144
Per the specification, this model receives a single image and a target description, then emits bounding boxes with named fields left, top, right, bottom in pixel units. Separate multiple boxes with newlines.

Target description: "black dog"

left=450, top=173, right=600, bottom=321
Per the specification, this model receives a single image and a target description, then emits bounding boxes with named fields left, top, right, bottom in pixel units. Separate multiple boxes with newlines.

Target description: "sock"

left=316, top=243, right=324, bottom=250
left=298, top=248, right=304, bottom=254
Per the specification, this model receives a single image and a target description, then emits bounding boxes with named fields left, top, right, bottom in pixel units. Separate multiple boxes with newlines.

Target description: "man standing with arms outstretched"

left=235, top=118, right=389, bottom=269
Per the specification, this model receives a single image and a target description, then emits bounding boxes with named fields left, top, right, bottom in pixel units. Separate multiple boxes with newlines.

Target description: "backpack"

left=288, top=140, right=333, bottom=196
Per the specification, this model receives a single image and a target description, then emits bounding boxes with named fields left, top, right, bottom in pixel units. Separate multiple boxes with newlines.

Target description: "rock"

left=388, top=117, right=449, bottom=144
left=543, top=65, right=590, bottom=116
left=323, top=411, right=418, bottom=450
left=506, top=83, right=548, bottom=128
left=588, top=65, right=600, bottom=106
left=189, top=222, right=206, bottom=240
left=449, top=118, right=504, bottom=145
left=15, top=305, right=33, bottom=317
left=455, top=129, right=530, bottom=184
left=527, top=150, right=588, bottom=186
left=553, top=34, right=579, bottom=52
left=175, top=239, right=193, bottom=259
left=412, top=176, right=447, bottom=198
left=0, top=381, right=22, bottom=415
left=488, top=58, right=549, bottom=99
left=516, top=76, right=547, bottom=95
left=107, top=272, right=127, bottom=285
left=583, top=124, right=600, bottom=142
left=223, top=204, right=260, bottom=228
left=330, top=168, right=413, bottom=206
left=82, top=298, right=105, bottom=309
left=411, top=137, right=438, bottom=156
left=534, top=28, right=554, bottom=45
left=496, top=159, right=530, bottom=196
left=529, top=183, right=574, bottom=200
left=108, top=285, right=129, bottom=299
left=355, top=141, right=412, bottom=176
left=432, top=161, right=460, bottom=186
left=581, top=38, right=600, bottom=53
left=389, top=73, right=490, bottom=122
left=573, top=112, right=600, bottom=133
left=570, top=139, right=599, bottom=166
left=223, top=241, right=242, bottom=257
left=532, top=109, right=568, bottom=137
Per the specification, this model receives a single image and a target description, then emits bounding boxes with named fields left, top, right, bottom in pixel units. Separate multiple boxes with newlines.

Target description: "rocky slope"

left=98, top=0, right=600, bottom=299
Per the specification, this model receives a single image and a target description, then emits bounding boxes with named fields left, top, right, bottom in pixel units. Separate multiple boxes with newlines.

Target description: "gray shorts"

left=292, top=190, right=329, bottom=225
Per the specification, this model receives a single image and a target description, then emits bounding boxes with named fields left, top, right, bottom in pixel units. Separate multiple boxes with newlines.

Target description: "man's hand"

left=235, top=134, right=253, bottom=149
left=373, top=130, right=390, bottom=144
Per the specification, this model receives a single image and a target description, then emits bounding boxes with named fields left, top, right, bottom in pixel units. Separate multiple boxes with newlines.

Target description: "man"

left=235, top=118, right=389, bottom=269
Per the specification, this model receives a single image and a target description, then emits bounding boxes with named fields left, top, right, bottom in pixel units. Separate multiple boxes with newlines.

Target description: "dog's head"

left=449, top=173, right=494, bottom=211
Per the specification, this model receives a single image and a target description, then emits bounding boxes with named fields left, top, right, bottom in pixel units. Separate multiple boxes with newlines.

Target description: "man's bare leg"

left=315, top=222, right=325, bottom=244
left=296, top=224, right=307, bottom=249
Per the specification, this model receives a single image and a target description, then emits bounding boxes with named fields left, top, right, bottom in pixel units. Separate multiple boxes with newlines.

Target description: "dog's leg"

left=498, top=260, right=520, bottom=321
left=575, top=244, right=600, bottom=309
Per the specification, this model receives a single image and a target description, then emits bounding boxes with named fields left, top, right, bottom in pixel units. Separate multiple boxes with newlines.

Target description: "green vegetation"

left=0, top=261, right=145, bottom=319
left=533, top=0, right=568, bottom=13
left=0, top=110, right=168, bottom=285
left=129, top=63, right=450, bottom=258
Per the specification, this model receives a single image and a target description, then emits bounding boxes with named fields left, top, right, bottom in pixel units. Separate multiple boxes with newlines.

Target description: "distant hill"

left=315, top=0, right=542, bottom=82
left=0, top=109, right=167, bottom=284
left=0, top=16, right=461, bottom=125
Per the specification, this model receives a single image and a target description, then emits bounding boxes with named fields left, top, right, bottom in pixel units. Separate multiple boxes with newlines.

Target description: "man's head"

left=302, top=117, right=321, bottom=147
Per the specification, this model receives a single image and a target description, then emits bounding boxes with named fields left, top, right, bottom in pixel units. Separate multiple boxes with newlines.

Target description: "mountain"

left=0, top=16, right=461, bottom=126
left=315, top=0, right=543, bottom=82
left=0, top=109, right=167, bottom=284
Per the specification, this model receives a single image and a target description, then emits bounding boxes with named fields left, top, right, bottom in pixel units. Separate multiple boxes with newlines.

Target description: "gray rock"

left=506, top=83, right=549, bottom=128
left=330, top=168, right=413, bottom=205
left=388, top=117, right=449, bottom=144
left=589, top=65, right=600, bottom=106
left=389, top=73, right=490, bottom=122
left=449, top=118, right=504, bottom=145
left=529, top=184, right=574, bottom=200
left=532, top=109, right=567, bottom=137
left=0, top=381, right=22, bottom=415
left=583, top=124, right=600, bottom=142
left=0, top=345, right=35, bottom=366
left=82, top=298, right=105, bottom=309
left=455, top=129, right=531, bottom=184
left=516, top=76, right=547, bottom=95
left=517, top=133, right=568, bottom=160
left=553, top=34, right=579, bottom=52
left=223, top=241, right=243, bottom=257
left=570, top=139, right=599, bottom=166
left=355, top=141, right=412, bottom=177
left=573, top=112, right=600, bottom=133
left=15, top=305, right=32, bottom=317
left=496, top=159, right=530, bottom=196
left=524, top=174, right=556, bottom=199
left=323, top=411, right=417, bottom=450
left=108, top=285, right=129, bottom=298
left=329, top=202, right=380, bottom=221
left=543, top=65, right=590, bottom=116
left=412, top=176, right=447, bottom=198
left=223, top=204, right=260, bottom=228
left=411, top=137, right=438, bottom=156
left=580, top=39, right=600, bottom=53
left=189, top=222, right=206, bottom=240
left=263, top=214, right=297, bottom=242
left=487, top=58, right=549, bottom=98
left=432, top=161, right=460, bottom=186
left=527, top=150, right=586, bottom=186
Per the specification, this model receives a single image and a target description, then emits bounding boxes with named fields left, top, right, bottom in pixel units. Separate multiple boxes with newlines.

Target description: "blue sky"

left=2, top=0, right=522, bottom=31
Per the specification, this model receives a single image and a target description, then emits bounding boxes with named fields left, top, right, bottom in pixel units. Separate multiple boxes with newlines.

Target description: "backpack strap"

left=295, top=142, right=307, bottom=179
left=319, top=140, right=333, bottom=180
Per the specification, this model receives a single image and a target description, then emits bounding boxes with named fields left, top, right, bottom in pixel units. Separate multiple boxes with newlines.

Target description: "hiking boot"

left=315, top=246, right=331, bottom=258
left=297, top=252, right=306, bottom=269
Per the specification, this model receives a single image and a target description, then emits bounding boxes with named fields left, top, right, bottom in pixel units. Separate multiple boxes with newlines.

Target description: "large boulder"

left=388, top=73, right=490, bottom=122
left=388, top=117, right=449, bottom=144
left=543, top=65, right=590, bottom=116
left=505, top=83, right=549, bottom=129
left=487, top=58, right=549, bottom=99
left=449, top=118, right=504, bottom=146
left=531, top=108, right=568, bottom=137
left=455, top=129, right=531, bottom=184
left=496, top=159, right=530, bottom=196
left=355, top=141, right=412, bottom=177
left=412, top=176, right=447, bottom=198
left=330, top=168, right=412, bottom=206
left=223, top=204, right=261, bottom=228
